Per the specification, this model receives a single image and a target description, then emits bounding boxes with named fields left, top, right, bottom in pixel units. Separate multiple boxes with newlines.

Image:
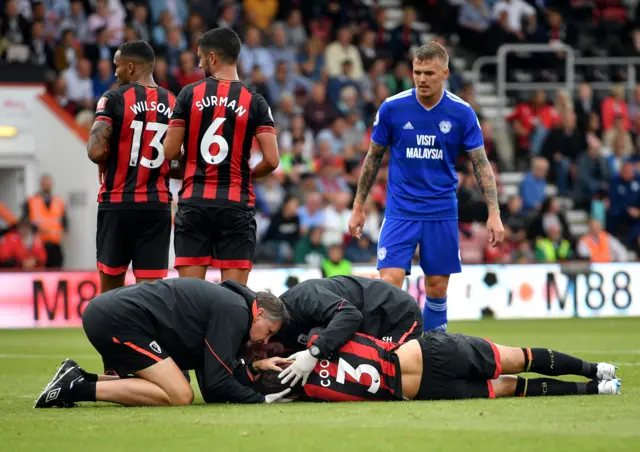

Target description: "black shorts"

left=173, top=203, right=256, bottom=270
left=82, top=301, right=169, bottom=377
left=96, top=209, right=171, bottom=278
left=380, top=305, right=424, bottom=344
left=415, top=331, right=501, bottom=401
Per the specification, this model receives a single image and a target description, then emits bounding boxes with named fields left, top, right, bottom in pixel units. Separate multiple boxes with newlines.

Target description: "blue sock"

left=423, top=296, right=447, bottom=332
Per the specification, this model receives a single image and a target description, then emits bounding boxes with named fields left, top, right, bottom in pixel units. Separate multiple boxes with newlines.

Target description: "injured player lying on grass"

left=248, top=330, right=622, bottom=402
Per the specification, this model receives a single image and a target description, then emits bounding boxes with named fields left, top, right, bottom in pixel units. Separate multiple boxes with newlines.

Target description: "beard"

left=203, top=62, right=212, bottom=78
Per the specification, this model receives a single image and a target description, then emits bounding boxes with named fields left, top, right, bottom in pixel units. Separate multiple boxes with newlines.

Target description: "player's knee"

left=425, top=276, right=448, bottom=298
left=380, top=270, right=405, bottom=288
left=492, top=375, right=518, bottom=398
left=170, top=386, right=194, bottom=406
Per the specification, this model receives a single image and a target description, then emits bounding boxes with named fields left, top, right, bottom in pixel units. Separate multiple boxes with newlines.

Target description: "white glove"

left=278, top=349, right=318, bottom=388
left=264, top=388, right=293, bottom=404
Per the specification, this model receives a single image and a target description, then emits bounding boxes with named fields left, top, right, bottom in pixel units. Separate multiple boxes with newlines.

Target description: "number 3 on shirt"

left=129, top=120, right=168, bottom=169
left=200, top=117, right=228, bottom=165
left=335, top=358, right=381, bottom=394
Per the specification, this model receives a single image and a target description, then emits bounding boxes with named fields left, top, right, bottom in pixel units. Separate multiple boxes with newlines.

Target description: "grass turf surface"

left=0, top=318, right=638, bottom=452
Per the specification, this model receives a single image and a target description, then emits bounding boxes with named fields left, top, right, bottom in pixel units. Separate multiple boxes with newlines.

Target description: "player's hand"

left=278, top=349, right=318, bottom=387
left=487, top=212, right=505, bottom=247
left=253, top=357, right=293, bottom=373
left=264, top=388, right=294, bottom=404
left=348, top=204, right=366, bottom=239
left=98, top=163, right=106, bottom=185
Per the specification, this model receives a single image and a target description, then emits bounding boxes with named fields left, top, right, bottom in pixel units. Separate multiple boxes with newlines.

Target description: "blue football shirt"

left=370, top=88, right=484, bottom=220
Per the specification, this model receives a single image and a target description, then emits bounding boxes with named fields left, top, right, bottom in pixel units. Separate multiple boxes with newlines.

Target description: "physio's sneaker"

left=598, top=378, right=622, bottom=395
left=596, top=362, right=617, bottom=381
left=34, top=367, right=83, bottom=408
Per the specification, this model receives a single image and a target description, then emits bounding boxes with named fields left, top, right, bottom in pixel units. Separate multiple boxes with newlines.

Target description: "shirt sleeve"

left=169, top=84, right=191, bottom=128
left=463, top=105, right=484, bottom=152
left=370, top=100, right=391, bottom=147
left=253, top=94, right=275, bottom=135
left=290, top=286, right=364, bottom=358
left=197, top=305, right=265, bottom=404
left=94, top=90, right=118, bottom=124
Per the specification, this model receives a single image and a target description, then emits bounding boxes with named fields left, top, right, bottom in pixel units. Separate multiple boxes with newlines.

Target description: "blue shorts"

left=377, top=217, right=461, bottom=276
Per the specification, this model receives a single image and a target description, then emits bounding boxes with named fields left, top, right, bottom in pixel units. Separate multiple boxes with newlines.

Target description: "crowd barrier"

left=0, top=263, right=637, bottom=328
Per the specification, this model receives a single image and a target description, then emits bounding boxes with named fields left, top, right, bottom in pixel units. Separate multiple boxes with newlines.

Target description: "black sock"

left=70, top=381, right=97, bottom=402
left=81, top=371, right=98, bottom=383
left=515, top=376, right=599, bottom=397
left=522, top=348, right=597, bottom=378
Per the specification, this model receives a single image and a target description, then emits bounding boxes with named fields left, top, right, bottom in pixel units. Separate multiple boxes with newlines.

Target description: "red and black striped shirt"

left=95, top=83, right=176, bottom=210
left=168, top=77, right=275, bottom=207
left=303, top=333, right=403, bottom=402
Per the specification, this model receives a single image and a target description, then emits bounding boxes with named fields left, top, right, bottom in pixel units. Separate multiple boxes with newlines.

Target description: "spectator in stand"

left=0, top=218, right=47, bottom=270
left=267, top=61, right=313, bottom=108
left=92, top=59, right=116, bottom=98
left=293, top=226, right=327, bottom=266
left=298, top=192, right=325, bottom=236
left=325, top=26, right=364, bottom=80
left=163, top=27, right=188, bottom=70
left=52, top=75, right=74, bottom=114
left=153, top=11, right=175, bottom=47
left=457, top=0, right=493, bottom=56
left=259, top=195, right=301, bottom=264
left=577, top=218, right=629, bottom=263
left=321, top=244, right=352, bottom=277
left=607, top=161, right=640, bottom=245
left=84, top=27, right=114, bottom=72
left=130, top=4, right=150, bottom=43
left=217, top=3, right=242, bottom=33
left=458, top=82, right=483, bottom=120
left=382, top=60, right=413, bottom=97
left=370, top=7, right=390, bottom=49
left=502, top=195, right=527, bottom=233
left=30, top=20, right=52, bottom=67
left=54, top=28, right=82, bottom=72
left=601, top=84, right=630, bottom=132
left=507, top=90, right=547, bottom=169
left=298, top=37, right=325, bottom=81
left=87, top=0, right=124, bottom=46
left=318, top=118, right=348, bottom=156
left=280, top=114, right=315, bottom=158
left=358, top=29, right=378, bottom=73
left=575, top=135, right=611, bottom=209
left=628, top=84, right=640, bottom=133
left=345, top=233, right=377, bottom=264
left=327, top=60, right=361, bottom=105
left=603, top=117, right=633, bottom=166
left=519, top=156, right=549, bottom=212
left=272, top=92, right=298, bottom=132
left=174, top=50, right=201, bottom=88
left=493, top=0, right=537, bottom=41
left=390, top=7, right=422, bottom=62
left=149, top=0, right=189, bottom=28
left=322, top=191, right=352, bottom=247
left=304, top=82, right=339, bottom=134
left=269, top=23, right=297, bottom=71
left=244, top=0, right=277, bottom=30
left=239, top=26, right=275, bottom=79
left=574, top=82, right=599, bottom=134
left=0, top=0, right=30, bottom=50
left=285, top=9, right=307, bottom=49
left=485, top=226, right=515, bottom=264
left=153, top=56, right=180, bottom=95
left=255, top=174, right=285, bottom=217
left=316, top=161, right=351, bottom=202
left=527, top=195, right=573, bottom=244
left=280, top=138, right=315, bottom=187
left=59, top=0, right=88, bottom=43
left=535, top=222, right=573, bottom=263
left=537, top=7, right=575, bottom=81
left=541, top=109, right=583, bottom=196
left=513, top=240, right=535, bottom=263
left=63, top=58, right=94, bottom=111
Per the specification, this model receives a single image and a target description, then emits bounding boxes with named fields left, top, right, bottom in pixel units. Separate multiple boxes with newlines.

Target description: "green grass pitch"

left=0, top=318, right=638, bottom=452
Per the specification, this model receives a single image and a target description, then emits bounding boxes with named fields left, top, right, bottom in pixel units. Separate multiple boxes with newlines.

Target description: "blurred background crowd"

left=1, top=0, right=640, bottom=272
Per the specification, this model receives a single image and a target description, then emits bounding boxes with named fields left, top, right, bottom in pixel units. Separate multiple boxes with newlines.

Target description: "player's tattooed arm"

left=469, top=146, right=500, bottom=214
left=87, top=120, right=112, bottom=163
left=354, top=142, right=387, bottom=205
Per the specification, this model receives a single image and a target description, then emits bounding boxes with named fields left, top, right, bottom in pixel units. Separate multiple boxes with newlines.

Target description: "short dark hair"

left=414, top=41, right=449, bottom=67
left=256, top=291, right=290, bottom=324
left=255, top=368, right=306, bottom=398
left=197, top=27, right=241, bottom=64
left=119, top=40, right=155, bottom=65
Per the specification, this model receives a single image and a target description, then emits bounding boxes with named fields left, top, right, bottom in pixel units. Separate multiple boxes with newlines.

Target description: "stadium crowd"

left=0, top=0, right=639, bottom=270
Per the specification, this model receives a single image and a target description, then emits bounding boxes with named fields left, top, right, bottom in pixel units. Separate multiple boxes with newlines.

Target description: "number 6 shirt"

left=168, top=77, right=275, bottom=207
left=95, top=83, right=176, bottom=209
